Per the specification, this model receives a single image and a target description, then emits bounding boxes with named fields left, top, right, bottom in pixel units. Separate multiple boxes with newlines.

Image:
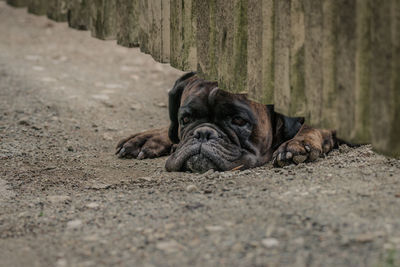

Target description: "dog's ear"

left=168, top=72, right=196, bottom=143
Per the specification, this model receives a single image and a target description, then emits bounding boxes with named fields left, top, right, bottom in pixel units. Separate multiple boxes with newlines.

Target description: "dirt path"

left=1, top=3, right=400, bottom=267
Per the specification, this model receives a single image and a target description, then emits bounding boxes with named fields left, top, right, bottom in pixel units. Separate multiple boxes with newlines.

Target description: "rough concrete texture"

left=1, top=4, right=400, bottom=267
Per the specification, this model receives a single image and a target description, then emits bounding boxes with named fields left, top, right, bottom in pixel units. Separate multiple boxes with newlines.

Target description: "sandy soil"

left=1, top=3, right=400, bottom=267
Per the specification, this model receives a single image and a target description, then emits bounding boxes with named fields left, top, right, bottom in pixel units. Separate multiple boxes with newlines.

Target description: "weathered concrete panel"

left=138, top=0, right=169, bottom=63
left=117, top=0, right=140, bottom=47
left=170, top=0, right=197, bottom=70
left=196, top=0, right=248, bottom=93
left=28, top=0, right=47, bottom=15
left=371, top=0, right=400, bottom=157
left=7, top=0, right=27, bottom=7
left=273, top=0, right=291, bottom=114
left=47, top=0, right=68, bottom=22
left=247, top=0, right=274, bottom=104
left=90, top=0, right=117, bottom=40
left=353, top=0, right=372, bottom=143
left=68, top=0, right=90, bottom=30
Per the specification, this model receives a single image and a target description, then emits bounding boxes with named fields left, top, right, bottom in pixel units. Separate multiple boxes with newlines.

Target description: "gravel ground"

left=1, top=3, right=400, bottom=267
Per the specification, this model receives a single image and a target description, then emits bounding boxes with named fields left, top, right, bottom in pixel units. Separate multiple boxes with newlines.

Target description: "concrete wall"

left=6, top=0, right=400, bottom=157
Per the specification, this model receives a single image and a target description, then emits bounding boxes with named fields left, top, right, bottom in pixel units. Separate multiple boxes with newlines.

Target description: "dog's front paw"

left=116, top=127, right=172, bottom=159
left=272, top=138, right=322, bottom=167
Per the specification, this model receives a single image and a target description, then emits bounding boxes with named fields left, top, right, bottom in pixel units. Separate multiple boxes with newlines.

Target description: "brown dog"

left=116, top=72, right=337, bottom=173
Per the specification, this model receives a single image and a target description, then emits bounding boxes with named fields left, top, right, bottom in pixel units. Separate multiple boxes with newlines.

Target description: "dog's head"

left=165, top=73, right=275, bottom=173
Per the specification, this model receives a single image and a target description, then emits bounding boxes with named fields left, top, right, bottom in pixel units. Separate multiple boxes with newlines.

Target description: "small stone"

left=88, top=182, right=111, bottom=190
left=67, top=219, right=82, bottom=229
left=86, top=202, right=100, bottom=209
left=261, top=238, right=279, bottom=248
left=205, top=225, right=224, bottom=232
left=155, top=240, right=182, bottom=253
left=47, top=195, right=71, bottom=204
left=138, top=176, right=152, bottom=182
left=130, top=103, right=142, bottom=110
left=186, top=184, right=198, bottom=193
left=104, top=83, right=123, bottom=89
left=155, top=102, right=167, bottom=108
left=32, top=66, right=44, bottom=71
left=55, top=259, right=67, bottom=267
left=18, top=118, right=30, bottom=126
left=101, top=100, right=114, bottom=108
left=353, top=233, right=375, bottom=243
left=41, top=77, right=56, bottom=82
left=83, top=234, right=99, bottom=242
left=102, top=133, right=113, bottom=141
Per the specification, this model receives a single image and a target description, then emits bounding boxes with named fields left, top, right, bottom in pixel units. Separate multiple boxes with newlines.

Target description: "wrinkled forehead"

left=180, top=80, right=265, bottom=116
left=180, top=79, right=217, bottom=106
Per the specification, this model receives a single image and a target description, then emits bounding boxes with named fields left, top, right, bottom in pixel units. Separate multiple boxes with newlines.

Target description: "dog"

left=116, top=72, right=337, bottom=173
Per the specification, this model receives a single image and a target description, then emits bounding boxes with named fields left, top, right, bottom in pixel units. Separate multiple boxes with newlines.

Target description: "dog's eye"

left=232, top=117, right=247, bottom=126
left=182, top=116, right=191, bottom=125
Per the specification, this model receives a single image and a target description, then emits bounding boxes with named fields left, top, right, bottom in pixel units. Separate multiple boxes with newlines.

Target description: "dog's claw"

left=117, top=147, right=126, bottom=158
left=137, top=151, right=145, bottom=160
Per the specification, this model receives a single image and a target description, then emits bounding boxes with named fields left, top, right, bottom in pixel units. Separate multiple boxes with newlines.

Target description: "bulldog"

left=116, top=72, right=337, bottom=173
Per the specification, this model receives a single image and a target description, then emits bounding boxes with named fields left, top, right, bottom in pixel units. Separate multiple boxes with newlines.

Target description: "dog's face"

left=165, top=75, right=274, bottom=173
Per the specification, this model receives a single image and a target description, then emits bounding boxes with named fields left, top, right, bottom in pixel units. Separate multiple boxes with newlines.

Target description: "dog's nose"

left=193, top=127, right=218, bottom=142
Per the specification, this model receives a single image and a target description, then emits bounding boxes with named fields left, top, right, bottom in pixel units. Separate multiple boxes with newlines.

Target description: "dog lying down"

left=116, top=72, right=338, bottom=173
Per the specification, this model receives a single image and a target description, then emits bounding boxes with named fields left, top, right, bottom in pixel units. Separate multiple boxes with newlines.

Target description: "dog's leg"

left=272, top=125, right=336, bottom=167
left=116, top=127, right=173, bottom=159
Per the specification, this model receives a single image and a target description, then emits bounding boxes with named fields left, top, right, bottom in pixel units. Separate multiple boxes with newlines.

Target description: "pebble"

left=88, top=182, right=112, bottom=190
left=101, top=100, right=114, bottom=108
left=155, top=102, right=167, bottom=108
left=186, top=184, right=198, bottom=193
left=261, top=238, right=279, bottom=248
left=102, top=133, right=113, bottom=141
left=67, top=219, right=82, bottom=229
left=18, top=118, right=30, bottom=126
left=205, top=225, right=224, bottom=232
left=130, top=103, right=142, bottom=110
left=47, top=195, right=71, bottom=204
left=155, top=240, right=182, bottom=253
left=86, top=202, right=100, bottom=209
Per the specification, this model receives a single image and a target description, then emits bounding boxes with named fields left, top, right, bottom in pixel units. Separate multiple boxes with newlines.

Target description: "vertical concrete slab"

left=247, top=0, right=275, bottom=104
left=47, top=0, right=68, bottom=22
left=196, top=0, right=248, bottom=93
left=90, top=0, right=117, bottom=40
left=7, top=0, right=28, bottom=7
left=138, top=0, right=163, bottom=62
left=320, top=0, right=338, bottom=130
left=117, top=0, right=140, bottom=47
left=353, top=0, right=372, bottom=142
left=138, top=0, right=150, bottom=54
left=195, top=0, right=217, bottom=80
left=28, top=0, right=47, bottom=15
left=371, top=0, right=400, bottom=157
left=303, top=0, right=323, bottom=125
left=68, top=0, right=91, bottom=30
left=334, top=0, right=356, bottom=139
left=161, top=0, right=170, bottom=62
left=273, top=0, right=291, bottom=115
left=170, top=0, right=197, bottom=70
left=288, top=0, right=306, bottom=117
